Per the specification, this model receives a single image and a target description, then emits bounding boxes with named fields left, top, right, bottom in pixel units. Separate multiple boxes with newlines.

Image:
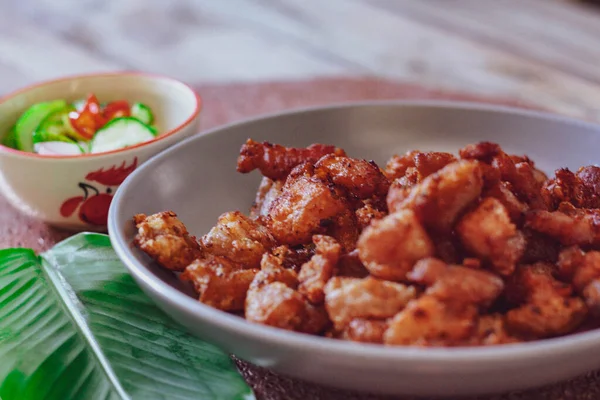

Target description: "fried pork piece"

left=558, top=246, right=600, bottom=314
left=459, top=142, right=547, bottom=209
left=386, top=178, right=412, bottom=207
left=466, top=314, right=520, bottom=346
left=277, top=155, right=389, bottom=250
left=542, top=168, right=586, bottom=211
left=326, top=208, right=360, bottom=253
left=342, top=318, right=388, bottom=344
left=180, top=256, right=258, bottom=311
left=457, top=197, right=526, bottom=275
left=578, top=166, right=600, bottom=193
left=431, top=234, right=462, bottom=264
left=542, top=166, right=600, bottom=210
left=314, top=154, right=390, bottom=200
left=394, top=259, right=506, bottom=346
left=271, top=244, right=314, bottom=273
left=355, top=201, right=387, bottom=230
left=505, top=262, right=571, bottom=304
left=407, top=258, right=504, bottom=308
left=133, top=211, right=203, bottom=271
left=384, top=296, right=477, bottom=346
left=251, top=252, right=299, bottom=289
left=458, top=141, right=501, bottom=163
left=237, top=139, right=345, bottom=180
left=510, top=154, right=548, bottom=183
left=384, top=150, right=457, bottom=182
left=357, top=209, right=434, bottom=281
left=335, top=249, right=369, bottom=278
left=584, top=282, right=600, bottom=316
left=324, top=276, right=416, bottom=330
left=512, top=160, right=547, bottom=209
left=505, top=263, right=587, bottom=337
left=245, top=252, right=328, bottom=333
left=506, top=297, right=587, bottom=338
left=301, top=303, right=331, bottom=335
left=267, top=163, right=349, bottom=246
left=201, top=211, right=275, bottom=269
left=520, top=230, right=559, bottom=265
left=387, top=160, right=484, bottom=234
left=246, top=282, right=307, bottom=331
left=557, top=246, right=600, bottom=290
left=384, top=151, right=419, bottom=181
left=463, top=258, right=482, bottom=269
left=526, top=203, right=600, bottom=247
left=484, top=181, right=529, bottom=224
left=298, top=235, right=341, bottom=304
left=383, top=151, right=458, bottom=208
left=250, top=177, right=284, bottom=219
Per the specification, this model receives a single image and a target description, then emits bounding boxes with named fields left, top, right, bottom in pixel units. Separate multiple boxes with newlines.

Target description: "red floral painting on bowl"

left=60, top=157, right=138, bottom=225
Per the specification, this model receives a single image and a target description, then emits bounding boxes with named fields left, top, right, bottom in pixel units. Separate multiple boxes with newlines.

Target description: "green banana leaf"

left=0, top=233, right=254, bottom=400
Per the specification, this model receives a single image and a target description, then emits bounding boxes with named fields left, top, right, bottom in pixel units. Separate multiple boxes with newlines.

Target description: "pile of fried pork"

left=133, top=139, right=600, bottom=346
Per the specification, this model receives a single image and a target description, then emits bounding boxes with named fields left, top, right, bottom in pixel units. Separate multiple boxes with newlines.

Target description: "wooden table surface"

left=2, top=0, right=600, bottom=120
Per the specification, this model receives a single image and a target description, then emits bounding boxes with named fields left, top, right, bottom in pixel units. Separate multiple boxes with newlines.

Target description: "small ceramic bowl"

left=0, top=72, right=201, bottom=231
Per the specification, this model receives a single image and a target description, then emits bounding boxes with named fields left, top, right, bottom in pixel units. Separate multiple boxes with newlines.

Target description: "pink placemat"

left=2, top=78, right=596, bottom=400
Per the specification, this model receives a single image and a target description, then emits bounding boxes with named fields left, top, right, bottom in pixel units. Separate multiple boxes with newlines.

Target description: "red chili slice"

left=69, top=111, right=95, bottom=139
left=69, top=94, right=108, bottom=139
left=103, top=100, right=131, bottom=121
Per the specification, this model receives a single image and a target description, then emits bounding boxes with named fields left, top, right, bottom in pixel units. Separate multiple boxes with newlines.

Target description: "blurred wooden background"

left=1, top=0, right=600, bottom=120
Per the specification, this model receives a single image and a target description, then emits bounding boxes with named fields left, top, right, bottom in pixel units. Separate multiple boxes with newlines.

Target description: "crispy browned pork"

left=298, top=235, right=341, bottom=304
left=384, top=150, right=456, bottom=182
left=133, top=211, right=203, bottom=271
left=504, top=263, right=586, bottom=337
left=133, top=139, right=600, bottom=347
left=357, top=210, right=434, bottom=281
left=457, top=197, right=526, bottom=276
left=387, top=160, right=484, bottom=234
left=526, top=203, right=600, bottom=247
left=180, top=256, right=257, bottom=311
left=201, top=211, right=275, bottom=269
left=237, top=139, right=345, bottom=180
left=542, top=166, right=600, bottom=210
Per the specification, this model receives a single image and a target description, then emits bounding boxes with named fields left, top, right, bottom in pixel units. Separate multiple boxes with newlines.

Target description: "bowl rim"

left=109, top=100, right=600, bottom=365
left=0, top=71, right=202, bottom=160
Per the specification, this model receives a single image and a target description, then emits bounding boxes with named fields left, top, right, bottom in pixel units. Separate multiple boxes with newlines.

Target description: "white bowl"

left=109, top=102, right=600, bottom=397
left=0, top=73, right=201, bottom=230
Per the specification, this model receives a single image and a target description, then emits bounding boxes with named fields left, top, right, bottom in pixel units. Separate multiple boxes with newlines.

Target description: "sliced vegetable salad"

left=2, top=94, right=157, bottom=155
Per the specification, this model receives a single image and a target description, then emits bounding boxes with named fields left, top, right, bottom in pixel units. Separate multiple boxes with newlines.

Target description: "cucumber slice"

left=131, top=103, right=154, bottom=125
left=35, top=105, right=76, bottom=140
left=90, top=117, right=155, bottom=154
left=15, top=100, right=67, bottom=152
left=33, top=141, right=84, bottom=156
left=78, top=141, right=91, bottom=153
left=32, top=130, right=76, bottom=145
left=2, top=126, right=17, bottom=149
